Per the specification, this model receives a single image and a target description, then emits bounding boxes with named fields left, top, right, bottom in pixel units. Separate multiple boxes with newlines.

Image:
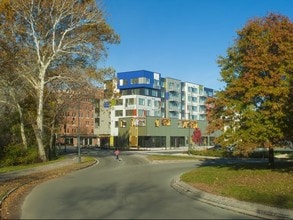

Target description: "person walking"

left=115, top=148, right=120, bottom=161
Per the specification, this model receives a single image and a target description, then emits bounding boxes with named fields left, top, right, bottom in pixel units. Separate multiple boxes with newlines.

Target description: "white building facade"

left=107, top=70, right=215, bottom=137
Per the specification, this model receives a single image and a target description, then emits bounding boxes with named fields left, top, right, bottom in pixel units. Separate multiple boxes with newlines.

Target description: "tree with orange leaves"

left=207, top=13, right=293, bottom=169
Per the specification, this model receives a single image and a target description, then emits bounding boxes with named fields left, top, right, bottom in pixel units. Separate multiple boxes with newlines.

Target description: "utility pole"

left=77, top=100, right=81, bottom=163
left=188, top=112, right=191, bottom=152
left=64, top=123, right=67, bottom=153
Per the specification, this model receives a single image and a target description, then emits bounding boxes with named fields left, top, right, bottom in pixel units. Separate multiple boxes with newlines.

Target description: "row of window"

left=64, top=121, right=94, bottom=126
left=120, top=77, right=150, bottom=86
left=118, top=75, right=213, bottom=96
left=63, top=112, right=93, bottom=118
left=120, top=77, right=161, bottom=88
left=114, top=98, right=161, bottom=108
left=120, top=90, right=209, bottom=103
left=115, top=98, right=207, bottom=109
left=121, top=88, right=160, bottom=97
left=115, top=109, right=149, bottom=117
left=114, top=108, right=206, bottom=118
left=63, top=128, right=94, bottom=134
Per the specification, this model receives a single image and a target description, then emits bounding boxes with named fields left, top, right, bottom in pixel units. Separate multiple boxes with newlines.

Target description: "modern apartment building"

left=111, top=70, right=215, bottom=135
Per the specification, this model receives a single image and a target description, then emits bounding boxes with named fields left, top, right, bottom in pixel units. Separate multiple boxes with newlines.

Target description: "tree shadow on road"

left=197, top=157, right=293, bottom=173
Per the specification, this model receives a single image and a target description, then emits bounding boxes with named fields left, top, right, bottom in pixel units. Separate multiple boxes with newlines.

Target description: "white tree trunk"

left=16, top=102, right=28, bottom=150
left=49, top=116, right=57, bottom=160
left=35, top=68, right=47, bottom=162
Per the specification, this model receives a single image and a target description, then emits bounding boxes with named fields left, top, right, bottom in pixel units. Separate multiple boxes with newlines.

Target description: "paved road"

left=21, top=151, right=257, bottom=219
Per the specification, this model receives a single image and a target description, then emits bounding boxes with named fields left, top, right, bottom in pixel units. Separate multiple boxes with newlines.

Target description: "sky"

left=100, top=0, right=293, bottom=90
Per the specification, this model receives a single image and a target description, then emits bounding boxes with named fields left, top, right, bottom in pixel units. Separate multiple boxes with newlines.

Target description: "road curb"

left=171, top=177, right=293, bottom=220
left=0, top=157, right=99, bottom=219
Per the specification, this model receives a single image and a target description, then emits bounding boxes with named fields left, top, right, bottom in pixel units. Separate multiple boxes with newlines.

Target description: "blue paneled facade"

left=117, top=70, right=161, bottom=90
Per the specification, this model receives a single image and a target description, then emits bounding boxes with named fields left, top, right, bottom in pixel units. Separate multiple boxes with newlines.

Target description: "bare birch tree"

left=4, top=0, right=119, bottom=161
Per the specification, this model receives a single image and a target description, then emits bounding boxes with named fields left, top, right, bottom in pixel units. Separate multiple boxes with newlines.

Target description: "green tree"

left=0, top=0, right=119, bottom=162
left=207, top=13, right=293, bottom=168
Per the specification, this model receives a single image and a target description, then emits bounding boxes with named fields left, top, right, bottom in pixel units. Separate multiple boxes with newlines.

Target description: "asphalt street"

left=21, top=151, right=259, bottom=219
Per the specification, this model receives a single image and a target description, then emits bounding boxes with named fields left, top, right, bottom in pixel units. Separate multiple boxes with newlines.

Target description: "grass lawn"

left=0, top=156, right=96, bottom=199
left=147, top=154, right=292, bottom=209
left=180, top=161, right=293, bottom=209
left=147, top=154, right=200, bottom=161
left=0, top=156, right=94, bottom=173
left=0, top=156, right=66, bottom=173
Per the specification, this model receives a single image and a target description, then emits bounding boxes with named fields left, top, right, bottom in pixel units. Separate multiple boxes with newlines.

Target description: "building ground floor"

left=56, top=117, right=220, bottom=150
left=116, top=116, right=220, bottom=149
left=57, top=134, right=98, bottom=147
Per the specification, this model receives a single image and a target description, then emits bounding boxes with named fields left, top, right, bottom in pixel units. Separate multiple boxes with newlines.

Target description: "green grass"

left=148, top=154, right=293, bottom=208
left=188, top=149, right=230, bottom=157
left=0, top=156, right=66, bottom=173
left=180, top=164, right=293, bottom=209
left=0, top=156, right=95, bottom=174
left=147, top=154, right=199, bottom=161
left=189, top=148, right=293, bottom=159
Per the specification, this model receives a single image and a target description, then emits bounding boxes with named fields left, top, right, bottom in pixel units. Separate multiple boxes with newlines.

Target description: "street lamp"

left=64, top=123, right=67, bottom=153
left=77, top=100, right=81, bottom=163
left=189, top=113, right=191, bottom=152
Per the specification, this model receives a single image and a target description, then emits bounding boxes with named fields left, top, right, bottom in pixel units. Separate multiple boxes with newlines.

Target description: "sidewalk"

left=0, top=155, right=79, bottom=183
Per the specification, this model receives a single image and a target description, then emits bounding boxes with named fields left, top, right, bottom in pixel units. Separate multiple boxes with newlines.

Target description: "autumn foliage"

left=192, top=128, right=202, bottom=145
left=207, top=13, right=293, bottom=166
left=0, top=0, right=119, bottom=162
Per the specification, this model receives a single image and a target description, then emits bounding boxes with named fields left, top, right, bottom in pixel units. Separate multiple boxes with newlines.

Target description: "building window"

left=95, top=118, right=100, bottom=127
left=139, top=77, right=150, bottom=84
left=138, top=98, right=145, bottom=106
left=119, top=79, right=127, bottom=86
left=143, top=88, right=150, bottom=96
left=126, top=109, right=136, bottom=116
left=192, top=97, right=197, bottom=102
left=115, top=99, right=123, bottom=106
left=154, top=79, right=160, bottom=89
left=151, top=90, right=158, bottom=97
left=192, top=87, right=198, bottom=93
left=131, top=78, right=138, bottom=84
left=115, top=110, right=123, bottom=117
left=131, top=77, right=150, bottom=84
left=125, top=98, right=135, bottom=106
left=148, top=100, right=152, bottom=106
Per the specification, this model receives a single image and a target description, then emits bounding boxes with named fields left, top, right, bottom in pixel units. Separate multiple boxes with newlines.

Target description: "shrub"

left=1, top=144, right=40, bottom=166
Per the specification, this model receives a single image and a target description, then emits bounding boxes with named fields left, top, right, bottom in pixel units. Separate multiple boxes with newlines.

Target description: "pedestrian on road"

left=115, top=148, right=120, bottom=161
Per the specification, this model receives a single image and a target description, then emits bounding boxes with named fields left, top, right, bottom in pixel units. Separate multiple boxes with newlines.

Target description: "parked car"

left=226, top=144, right=236, bottom=152
left=208, top=144, right=222, bottom=150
